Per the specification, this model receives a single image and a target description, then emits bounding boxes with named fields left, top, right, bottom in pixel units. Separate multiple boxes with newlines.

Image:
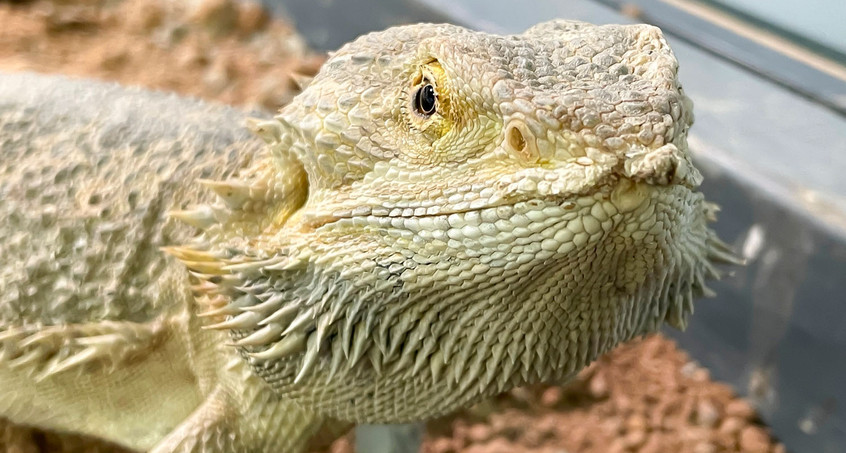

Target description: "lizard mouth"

left=303, top=173, right=691, bottom=233
left=303, top=169, right=680, bottom=230
left=303, top=195, right=583, bottom=230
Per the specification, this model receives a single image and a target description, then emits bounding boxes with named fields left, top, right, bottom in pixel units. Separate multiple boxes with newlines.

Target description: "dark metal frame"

left=596, top=0, right=846, bottom=117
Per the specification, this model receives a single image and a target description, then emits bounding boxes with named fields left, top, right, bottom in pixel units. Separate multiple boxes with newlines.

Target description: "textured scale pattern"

left=175, top=21, right=735, bottom=425
left=0, top=75, right=348, bottom=452
left=1, top=19, right=738, bottom=453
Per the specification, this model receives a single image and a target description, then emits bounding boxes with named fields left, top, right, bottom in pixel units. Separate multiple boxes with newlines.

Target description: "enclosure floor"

left=418, top=335, right=784, bottom=453
left=0, top=1, right=784, bottom=452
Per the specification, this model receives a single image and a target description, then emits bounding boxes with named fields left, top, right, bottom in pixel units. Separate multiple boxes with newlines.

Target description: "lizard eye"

left=413, top=83, right=437, bottom=116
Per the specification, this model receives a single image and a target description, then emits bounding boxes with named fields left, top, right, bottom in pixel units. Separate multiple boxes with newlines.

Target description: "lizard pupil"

left=414, top=84, right=437, bottom=116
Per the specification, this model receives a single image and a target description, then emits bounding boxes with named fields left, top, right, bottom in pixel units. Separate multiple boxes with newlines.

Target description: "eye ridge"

left=413, top=83, right=437, bottom=117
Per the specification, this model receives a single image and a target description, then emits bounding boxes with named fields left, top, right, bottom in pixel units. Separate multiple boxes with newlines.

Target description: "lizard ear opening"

left=503, top=120, right=539, bottom=163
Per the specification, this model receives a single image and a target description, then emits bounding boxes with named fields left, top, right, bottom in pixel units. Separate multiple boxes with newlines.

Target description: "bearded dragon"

left=0, top=20, right=738, bottom=452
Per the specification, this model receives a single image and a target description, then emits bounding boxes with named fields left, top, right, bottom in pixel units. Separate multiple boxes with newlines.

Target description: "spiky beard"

left=166, top=181, right=739, bottom=422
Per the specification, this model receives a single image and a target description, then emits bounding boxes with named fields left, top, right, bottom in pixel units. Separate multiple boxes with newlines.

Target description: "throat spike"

left=246, top=117, right=283, bottom=144
left=249, top=331, right=306, bottom=362
left=203, top=311, right=263, bottom=331
left=230, top=324, right=284, bottom=347
left=290, top=73, right=314, bottom=91
left=294, top=333, right=321, bottom=383
left=168, top=205, right=218, bottom=229
left=198, top=179, right=253, bottom=209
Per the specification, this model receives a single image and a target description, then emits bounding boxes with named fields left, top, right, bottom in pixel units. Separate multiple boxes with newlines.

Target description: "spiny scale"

left=2, top=321, right=163, bottom=379
left=204, top=311, right=263, bottom=331
left=191, top=280, right=221, bottom=295
left=294, top=333, right=321, bottom=383
left=458, top=352, right=485, bottom=394
left=231, top=324, right=284, bottom=347
left=341, top=295, right=367, bottom=358
left=348, top=319, right=369, bottom=369
left=411, top=337, right=437, bottom=376
left=327, top=337, right=347, bottom=380
left=196, top=296, right=241, bottom=318
left=169, top=206, right=219, bottom=230
left=707, top=239, right=744, bottom=265
left=240, top=295, right=285, bottom=315
left=249, top=331, right=306, bottom=361
left=246, top=117, right=283, bottom=144
left=289, top=73, right=314, bottom=91
left=224, top=257, right=287, bottom=274
left=8, top=349, right=44, bottom=369
left=260, top=304, right=300, bottom=327
left=367, top=345, right=384, bottom=376
left=483, top=345, right=506, bottom=389
left=281, top=307, right=316, bottom=337
left=35, top=348, right=99, bottom=382
left=198, top=179, right=254, bottom=209
left=160, top=246, right=222, bottom=262
left=166, top=165, right=293, bottom=335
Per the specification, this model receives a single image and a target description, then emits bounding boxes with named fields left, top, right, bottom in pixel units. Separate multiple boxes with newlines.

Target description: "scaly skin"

left=0, top=20, right=737, bottom=452
left=0, top=73, right=346, bottom=452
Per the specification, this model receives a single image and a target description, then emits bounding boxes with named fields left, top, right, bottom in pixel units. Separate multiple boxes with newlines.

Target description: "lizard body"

left=0, top=20, right=737, bottom=452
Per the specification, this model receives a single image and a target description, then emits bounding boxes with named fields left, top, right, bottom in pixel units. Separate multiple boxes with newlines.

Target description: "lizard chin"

left=167, top=175, right=739, bottom=418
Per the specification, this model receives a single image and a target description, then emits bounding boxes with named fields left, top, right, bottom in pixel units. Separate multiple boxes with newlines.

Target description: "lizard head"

left=168, top=20, right=739, bottom=422
left=277, top=20, right=701, bottom=222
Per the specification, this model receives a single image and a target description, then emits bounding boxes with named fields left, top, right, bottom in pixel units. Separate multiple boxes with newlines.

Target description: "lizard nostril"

left=504, top=121, right=539, bottom=163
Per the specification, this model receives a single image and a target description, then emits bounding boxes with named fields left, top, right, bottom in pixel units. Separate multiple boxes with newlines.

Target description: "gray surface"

left=710, top=0, right=846, bottom=56
left=272, top=0, right=846, bottom=451
left=262, top=0, right=450, bottom=51
left=356, top=424, right=424, bottom=453
left=595, top=0, right=846, bottom=116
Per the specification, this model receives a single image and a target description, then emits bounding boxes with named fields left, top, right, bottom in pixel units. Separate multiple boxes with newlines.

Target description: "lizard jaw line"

left=305, top=197, right=583, bottom=230
left=305, top=177, right=693, bottom=230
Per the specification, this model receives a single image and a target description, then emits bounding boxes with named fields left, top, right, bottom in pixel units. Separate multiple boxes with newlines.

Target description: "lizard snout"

left=622, top=143, right=703, bottom=188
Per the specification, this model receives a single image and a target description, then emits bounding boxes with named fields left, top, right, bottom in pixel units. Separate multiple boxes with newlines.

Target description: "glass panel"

left=703, top=0, right=846, bottom=61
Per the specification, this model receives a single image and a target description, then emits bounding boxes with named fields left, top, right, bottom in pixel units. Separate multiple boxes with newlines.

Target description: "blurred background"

left=1, top=0, right=844, bottom=452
